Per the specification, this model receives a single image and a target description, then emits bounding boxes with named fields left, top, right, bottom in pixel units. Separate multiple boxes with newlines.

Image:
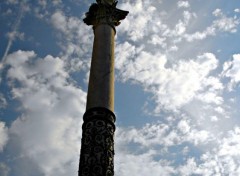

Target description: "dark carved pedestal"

left=79, top=107, right=116, bottom=176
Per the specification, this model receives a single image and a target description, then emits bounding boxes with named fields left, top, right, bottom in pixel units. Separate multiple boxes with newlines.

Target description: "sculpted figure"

left=84, top=0, right=128, bottom=26
left=96, top=0, right=118, bottom=6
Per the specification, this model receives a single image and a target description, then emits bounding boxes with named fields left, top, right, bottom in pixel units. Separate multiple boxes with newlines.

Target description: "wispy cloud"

left=0, top=2, right=27, bottom=69
left=222, top=54, right=240, bottom=90
left=0, top=122, right=8, bottom=152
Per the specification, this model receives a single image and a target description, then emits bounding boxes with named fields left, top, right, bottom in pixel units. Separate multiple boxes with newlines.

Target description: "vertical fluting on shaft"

left=79, top=1, right=128, bottom=176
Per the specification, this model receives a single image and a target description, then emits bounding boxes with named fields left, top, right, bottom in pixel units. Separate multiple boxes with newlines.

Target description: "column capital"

left=83, top=1, right=129, bottom=28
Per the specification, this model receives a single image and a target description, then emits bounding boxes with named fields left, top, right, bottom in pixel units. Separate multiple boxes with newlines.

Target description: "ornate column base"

left=79, top=107, right=116, bottom=176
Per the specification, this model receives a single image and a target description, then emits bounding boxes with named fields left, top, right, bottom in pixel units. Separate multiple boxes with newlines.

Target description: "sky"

left=0, top=0, right=240, bottom=175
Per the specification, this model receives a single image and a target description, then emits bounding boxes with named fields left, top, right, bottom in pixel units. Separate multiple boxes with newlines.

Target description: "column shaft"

left=86, top=25, right=115, bottom=111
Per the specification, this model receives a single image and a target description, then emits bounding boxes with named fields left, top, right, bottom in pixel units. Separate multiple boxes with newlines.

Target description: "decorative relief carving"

left=83, top=1, right=129, bottom=27
left=79, top=107, right=116, bottom=176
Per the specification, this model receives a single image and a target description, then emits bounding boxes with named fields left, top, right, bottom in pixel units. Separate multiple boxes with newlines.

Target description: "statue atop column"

left=96, top=0, right=117, bottom=6
left=83, top=0, right=129, bottom=27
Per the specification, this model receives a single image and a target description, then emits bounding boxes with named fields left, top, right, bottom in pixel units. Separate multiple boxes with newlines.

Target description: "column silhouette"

left=78, top=1, right=128, bottom=176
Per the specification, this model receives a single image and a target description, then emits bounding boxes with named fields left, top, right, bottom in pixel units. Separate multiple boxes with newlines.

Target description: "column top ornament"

left=83, top=0, right=129, bottom=27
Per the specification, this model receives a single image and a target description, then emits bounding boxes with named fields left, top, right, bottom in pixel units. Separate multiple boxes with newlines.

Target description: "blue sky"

left=1, top=0, right=240, bottom=175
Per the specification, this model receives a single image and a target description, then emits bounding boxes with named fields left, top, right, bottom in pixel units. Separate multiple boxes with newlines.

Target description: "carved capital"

left=83, top=1, right=129, bottom=27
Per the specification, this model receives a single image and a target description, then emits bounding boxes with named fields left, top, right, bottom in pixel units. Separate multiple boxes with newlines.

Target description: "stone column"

left=78, top=1, right=128, bottom=176
left=86, top=24, right=115, bottom=111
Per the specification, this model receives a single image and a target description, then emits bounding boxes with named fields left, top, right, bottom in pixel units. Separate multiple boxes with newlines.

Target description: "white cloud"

left=115, top=118, right=222, bottom=175
left=115, top=150, right=176, bottom=176
left=0, top=122, right=8, bottom=152
left=160, top=10, right=196, bottom=41
left=115, top=4, right=234, bottom=117
left=235, top=9, right=240, bottom=13
left=148, top=34, right=166, bottom=46
left=117, top=123, right=172, bottom=147
left=218, top=127, right=240, bottom=157
left=177, top=158, right=199, bottom=176
left=116, top=48, right=220, bottom=111
left=177, top=119, right=190, bottom=134
left=115, top=42, right=139, bottom=71
left=5, top=50, right=86, bottom=176
left=6, top=31, right=24, bottom=41
left=175, top=20, right=186, bottom=35
left=50, top=10, right=92, bottom=72
left=213, top=15, right=239, bottom=33
left=0, top=94, right=7, bottom=109
left=118, top=0, right=237, bottom=57
left=117, top=117, right=212, bottom=149
left=184, top=11, right=239, bottom=41
left=196, top=127, right=240, bottom=175
left=118, top=1, right=157, bottom=41
left=197, top=92, right=223, bottom=105
left=210, top=116, right=219, bottom=122
left=212, top=9, right=222, bottom=17
left=116, top=122, right=240, bottom=175
left=51, top=11, right=67, bottom=32
left=215, top=106, right=224, bottom=114
left=177, top=1, right=190, bottom=8
left=223, top=54, right=240, bottom=90
left=52, top=0, right=62, bottom=6
left=183, top=11, right=195, bottom=24
left=174, top=127, right=240, bottom=175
